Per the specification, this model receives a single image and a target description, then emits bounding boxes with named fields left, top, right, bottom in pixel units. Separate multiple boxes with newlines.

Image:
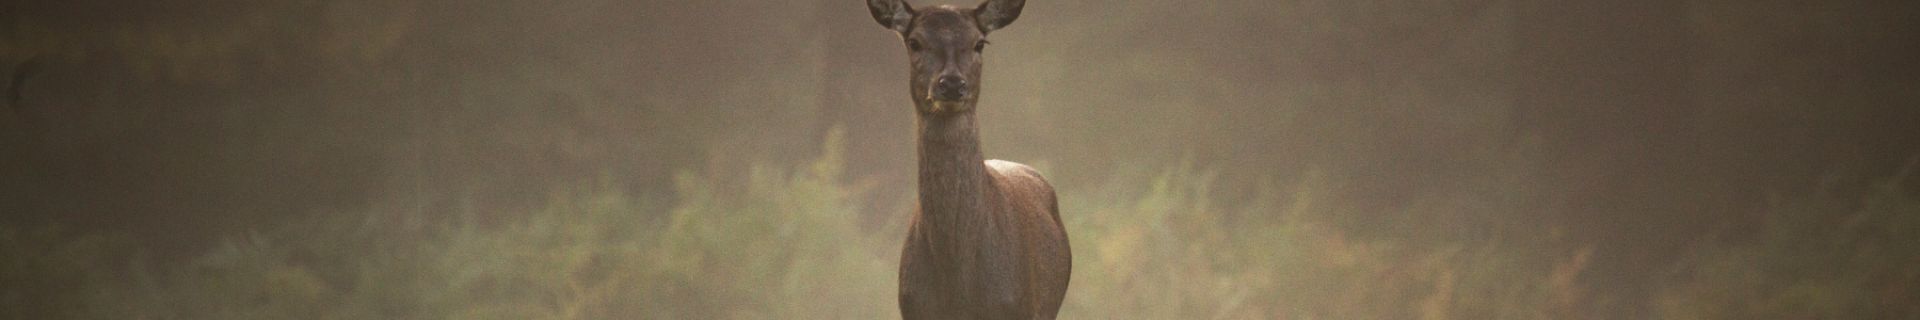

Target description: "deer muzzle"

left=933, top=75, right=969, bottom=101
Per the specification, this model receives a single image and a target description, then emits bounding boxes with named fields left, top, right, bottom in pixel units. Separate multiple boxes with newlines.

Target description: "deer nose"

left=934, top=75, right=968, bottom=100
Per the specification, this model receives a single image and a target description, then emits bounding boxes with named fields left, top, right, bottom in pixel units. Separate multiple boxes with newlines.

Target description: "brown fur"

left=867, top=1, right=1070, bottom=319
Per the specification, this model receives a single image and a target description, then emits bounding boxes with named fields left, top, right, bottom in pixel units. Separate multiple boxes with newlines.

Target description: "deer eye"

left=973, top=40, right=989, bottom=52
left=906, top=38, right=923, bottom=51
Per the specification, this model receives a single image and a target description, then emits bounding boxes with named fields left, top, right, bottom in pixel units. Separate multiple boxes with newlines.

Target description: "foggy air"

left=2, top=0, right=1916, bottom=318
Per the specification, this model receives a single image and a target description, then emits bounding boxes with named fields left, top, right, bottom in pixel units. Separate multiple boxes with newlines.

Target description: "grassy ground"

left=2, top=130, right=1915, bottom=319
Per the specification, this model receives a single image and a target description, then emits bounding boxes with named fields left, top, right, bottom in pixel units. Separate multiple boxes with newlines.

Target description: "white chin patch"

left=930, top=101, right=968, bottom=113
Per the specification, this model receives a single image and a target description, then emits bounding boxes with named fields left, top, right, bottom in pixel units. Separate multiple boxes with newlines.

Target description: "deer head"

left=868, top=0, right=1024, bottom=116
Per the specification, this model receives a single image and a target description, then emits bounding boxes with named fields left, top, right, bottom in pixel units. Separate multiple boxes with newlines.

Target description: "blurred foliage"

left=1057, top=161, right=1588, bottom=319
left=7, top=2, right=1917, bottom=318
left=4, top=131, right=1916, bottom=318
left=1657, top=163, right=1920, bottom=319
left=2, top=128, right=899, bottom=319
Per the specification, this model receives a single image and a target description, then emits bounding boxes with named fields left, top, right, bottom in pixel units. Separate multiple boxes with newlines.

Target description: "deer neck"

left=916, top=112, right=992, bottom=242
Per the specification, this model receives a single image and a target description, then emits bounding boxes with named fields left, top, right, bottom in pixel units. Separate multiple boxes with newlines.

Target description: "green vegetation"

left=1656, top=171, right=1920, bottom=319
left=2, top=130, right=899, bottom=319
left=4, top=0, right=1914, bottom=318
left=1056, top=160, right=1590, bottom=319
left=2, top=135, right=1916, bottom=319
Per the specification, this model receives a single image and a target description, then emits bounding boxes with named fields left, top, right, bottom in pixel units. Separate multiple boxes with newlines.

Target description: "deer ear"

left=868, top=0, right=914, bottom=33
left=974, top=0, right=1024, bottom=33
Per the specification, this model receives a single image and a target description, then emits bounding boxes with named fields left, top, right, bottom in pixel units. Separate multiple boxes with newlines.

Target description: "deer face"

left=869, top=0, right=1024, bottom=115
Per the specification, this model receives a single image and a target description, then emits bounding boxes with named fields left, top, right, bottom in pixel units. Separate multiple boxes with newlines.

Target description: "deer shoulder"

left=986, top=159, right=1059, bottom=225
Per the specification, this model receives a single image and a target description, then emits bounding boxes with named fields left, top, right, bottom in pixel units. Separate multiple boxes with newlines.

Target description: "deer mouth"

left=928, top=90, right=973, bottom=103
left=927, top=100, right=973, bottom=114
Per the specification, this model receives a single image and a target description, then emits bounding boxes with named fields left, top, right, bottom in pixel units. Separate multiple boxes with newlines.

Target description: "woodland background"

left=3, top=0, right=1918, bottom=318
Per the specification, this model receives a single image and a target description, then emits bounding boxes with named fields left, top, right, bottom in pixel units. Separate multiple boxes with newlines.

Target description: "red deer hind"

left=865, top=0, right=1071, bottom=319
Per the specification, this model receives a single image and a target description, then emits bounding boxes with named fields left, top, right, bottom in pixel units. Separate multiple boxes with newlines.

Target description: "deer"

left=865, top=0, right=1071, bottom=319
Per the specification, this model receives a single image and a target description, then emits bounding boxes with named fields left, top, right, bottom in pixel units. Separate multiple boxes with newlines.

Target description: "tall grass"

left=1058, top=163, right=1588, bottom=319
left=1656, top=165, right=1920, bottom=319
left=1, top=133, right=1915, bottom=319
left=1, top=128, right=897, bottom=319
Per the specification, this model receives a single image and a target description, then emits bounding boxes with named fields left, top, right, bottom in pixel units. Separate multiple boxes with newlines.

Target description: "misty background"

left=3, top=0, right=1917, bottom=318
